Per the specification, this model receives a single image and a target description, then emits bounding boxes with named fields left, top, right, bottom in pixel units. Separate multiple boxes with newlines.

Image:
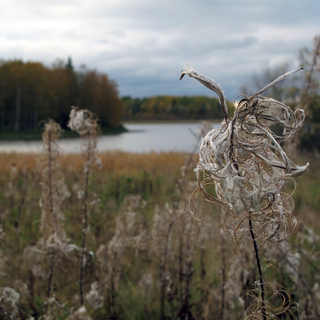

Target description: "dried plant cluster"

left=181, top=63, right=310, bottom=318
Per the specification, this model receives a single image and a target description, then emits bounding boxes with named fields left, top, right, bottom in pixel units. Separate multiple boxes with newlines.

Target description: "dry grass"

left=0, top=147, right=319, bottom=319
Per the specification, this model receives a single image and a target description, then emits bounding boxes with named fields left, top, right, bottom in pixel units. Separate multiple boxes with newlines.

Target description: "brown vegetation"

left=0, top=139, right=319, bottom=319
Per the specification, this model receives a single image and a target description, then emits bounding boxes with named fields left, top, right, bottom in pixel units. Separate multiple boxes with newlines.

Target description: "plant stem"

left=46, top=260, right=54, bottom=298
left=248, top=217, right=266, bottom=320
left=220, top=236, right=226, bottom=320
left=79, top=140, right=92, bottom=306
left=160, top=219, right=174, bottom=320
left=178, top=236, right=183, bottom=307
left=46, top=130, right=54, bottom=298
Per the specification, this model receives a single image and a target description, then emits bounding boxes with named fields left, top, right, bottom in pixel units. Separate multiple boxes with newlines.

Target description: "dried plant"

left=245, top=282, right=296, bottom=319
left=66, top=305, right=91, bottom=320
left=151, top=203, right=176, bottom=319
left=41, top=296, right=72, bottom=320
left=84, top=282, right=103, bottom=311
left=68, top=107, right=101, bottom=306
left=181, top=63, right=309, bottom=318
left=149, top=128, right=206, bottom=319
left=40, top=120, right=69, bottom=242
left=4, top=163, right=33, bottom=253
left=175, top=210, right=199, bottom=319
left=266, top=226, right=320, bottom=319
left=182, top=64, right=309, bottom=243
left=39, top=119, right=72, bottom=299
left=94, top=195, right=147, bottom=317
left=95, top=219, right=127, bottom=316
left=0, top=287, right=20, bottom=319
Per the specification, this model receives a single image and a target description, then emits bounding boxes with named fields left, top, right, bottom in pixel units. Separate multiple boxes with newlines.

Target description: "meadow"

left=1, top=35, right=319, bottom=320
left=0, top=136, right=319, bottom=319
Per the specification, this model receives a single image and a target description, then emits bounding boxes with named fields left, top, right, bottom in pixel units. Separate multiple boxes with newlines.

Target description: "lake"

left=0, top=122, right=221, bottom=153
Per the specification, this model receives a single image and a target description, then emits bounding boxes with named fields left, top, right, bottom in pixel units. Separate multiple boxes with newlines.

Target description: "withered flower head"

left=181, top=64, right=309, bottom=243
left=68, top=107, right=99, bottom=136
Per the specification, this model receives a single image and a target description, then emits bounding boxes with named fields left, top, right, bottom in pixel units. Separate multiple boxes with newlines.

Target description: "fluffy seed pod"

left=181, top=64, right=309, bottom=244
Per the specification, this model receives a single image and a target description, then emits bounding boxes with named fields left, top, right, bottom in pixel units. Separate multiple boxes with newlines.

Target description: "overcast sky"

left=0, top=0, right=319, bottom=100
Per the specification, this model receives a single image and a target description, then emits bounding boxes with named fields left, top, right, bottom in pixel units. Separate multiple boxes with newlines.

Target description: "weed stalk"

left=248, top=217, right=266, bottom=319
left=68, top=107, right=100, bottom=306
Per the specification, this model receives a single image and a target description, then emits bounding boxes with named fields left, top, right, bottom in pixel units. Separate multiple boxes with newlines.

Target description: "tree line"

left=0, top=33, right=319, bottom=152
left=0, top=58, right=125, bottom=132
left=122, top=95, right=235, bottom=121
left=0, top=57, right=233, bottom=136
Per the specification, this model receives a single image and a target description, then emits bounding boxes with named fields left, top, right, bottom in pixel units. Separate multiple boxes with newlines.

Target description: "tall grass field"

left=0, top=136, right=319, bottom=319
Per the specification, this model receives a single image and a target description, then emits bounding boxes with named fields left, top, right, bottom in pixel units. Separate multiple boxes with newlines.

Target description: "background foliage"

left=122, top=95, right=235, bottom=121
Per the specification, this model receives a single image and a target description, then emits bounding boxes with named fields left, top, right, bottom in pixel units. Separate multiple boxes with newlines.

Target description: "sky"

left=0, top=0, right=319, bottom=100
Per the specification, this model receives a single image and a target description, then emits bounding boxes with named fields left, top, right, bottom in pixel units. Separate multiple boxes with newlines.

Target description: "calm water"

left=0, top=122, right=220, bottom=153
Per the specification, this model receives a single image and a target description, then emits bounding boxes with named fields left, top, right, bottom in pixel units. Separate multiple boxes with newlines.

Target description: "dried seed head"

left=0, top=287, right=20, bottom=317
left=182, top=64, right=309, bottom=243
left=68, top=107, right=99, bottom=136
left=68, top=107, right=101, bottom=171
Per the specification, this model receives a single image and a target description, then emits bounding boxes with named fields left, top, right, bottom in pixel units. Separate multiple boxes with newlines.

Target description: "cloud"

left=0, top=0, right=319, bottom=100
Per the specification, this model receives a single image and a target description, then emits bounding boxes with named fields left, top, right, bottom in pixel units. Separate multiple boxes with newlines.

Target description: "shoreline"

left=0, top=119, right=222, bottom=141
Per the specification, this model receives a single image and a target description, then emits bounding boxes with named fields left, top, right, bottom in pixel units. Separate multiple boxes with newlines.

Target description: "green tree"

left=0, top=60, right=25, bottom=131
left=78, top=67, right=124, bottom=129
left=122, top=96, right=225, bottom=121
left=50, top=59, right=78, bottom=127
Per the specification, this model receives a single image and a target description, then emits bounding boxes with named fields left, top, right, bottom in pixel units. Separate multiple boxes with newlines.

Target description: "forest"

left=122, top=95, right=234, bottom=121
left=0, top=58, right=125, bottom=133
left=0, top=57, right=233, bottom=137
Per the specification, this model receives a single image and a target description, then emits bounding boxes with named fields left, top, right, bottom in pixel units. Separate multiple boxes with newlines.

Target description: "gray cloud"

left=0, top=0, right=319, bottom=100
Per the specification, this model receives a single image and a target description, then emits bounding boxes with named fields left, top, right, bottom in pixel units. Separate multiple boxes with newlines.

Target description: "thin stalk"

left=46, top=261, right=54, bottom=298
left=46, top=130, right=54, bottom=298
left=184, top=236, right=193, bottom=314
left=248, top=217, right=266, bottom=320
left=47, top=130, right=53, bottom=226
left=110, top=251, right=118, bottom=312
left=200, top=246, right=206, bottom=305
left=79, top=139, right=92, bottom=306
left=160, top=219, right=174, bottom=320
left=178, top=237, right=183, bottom=307
left=14, top=175, right=29, bottom=252
left=220, top=237, right=226, bottom=320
